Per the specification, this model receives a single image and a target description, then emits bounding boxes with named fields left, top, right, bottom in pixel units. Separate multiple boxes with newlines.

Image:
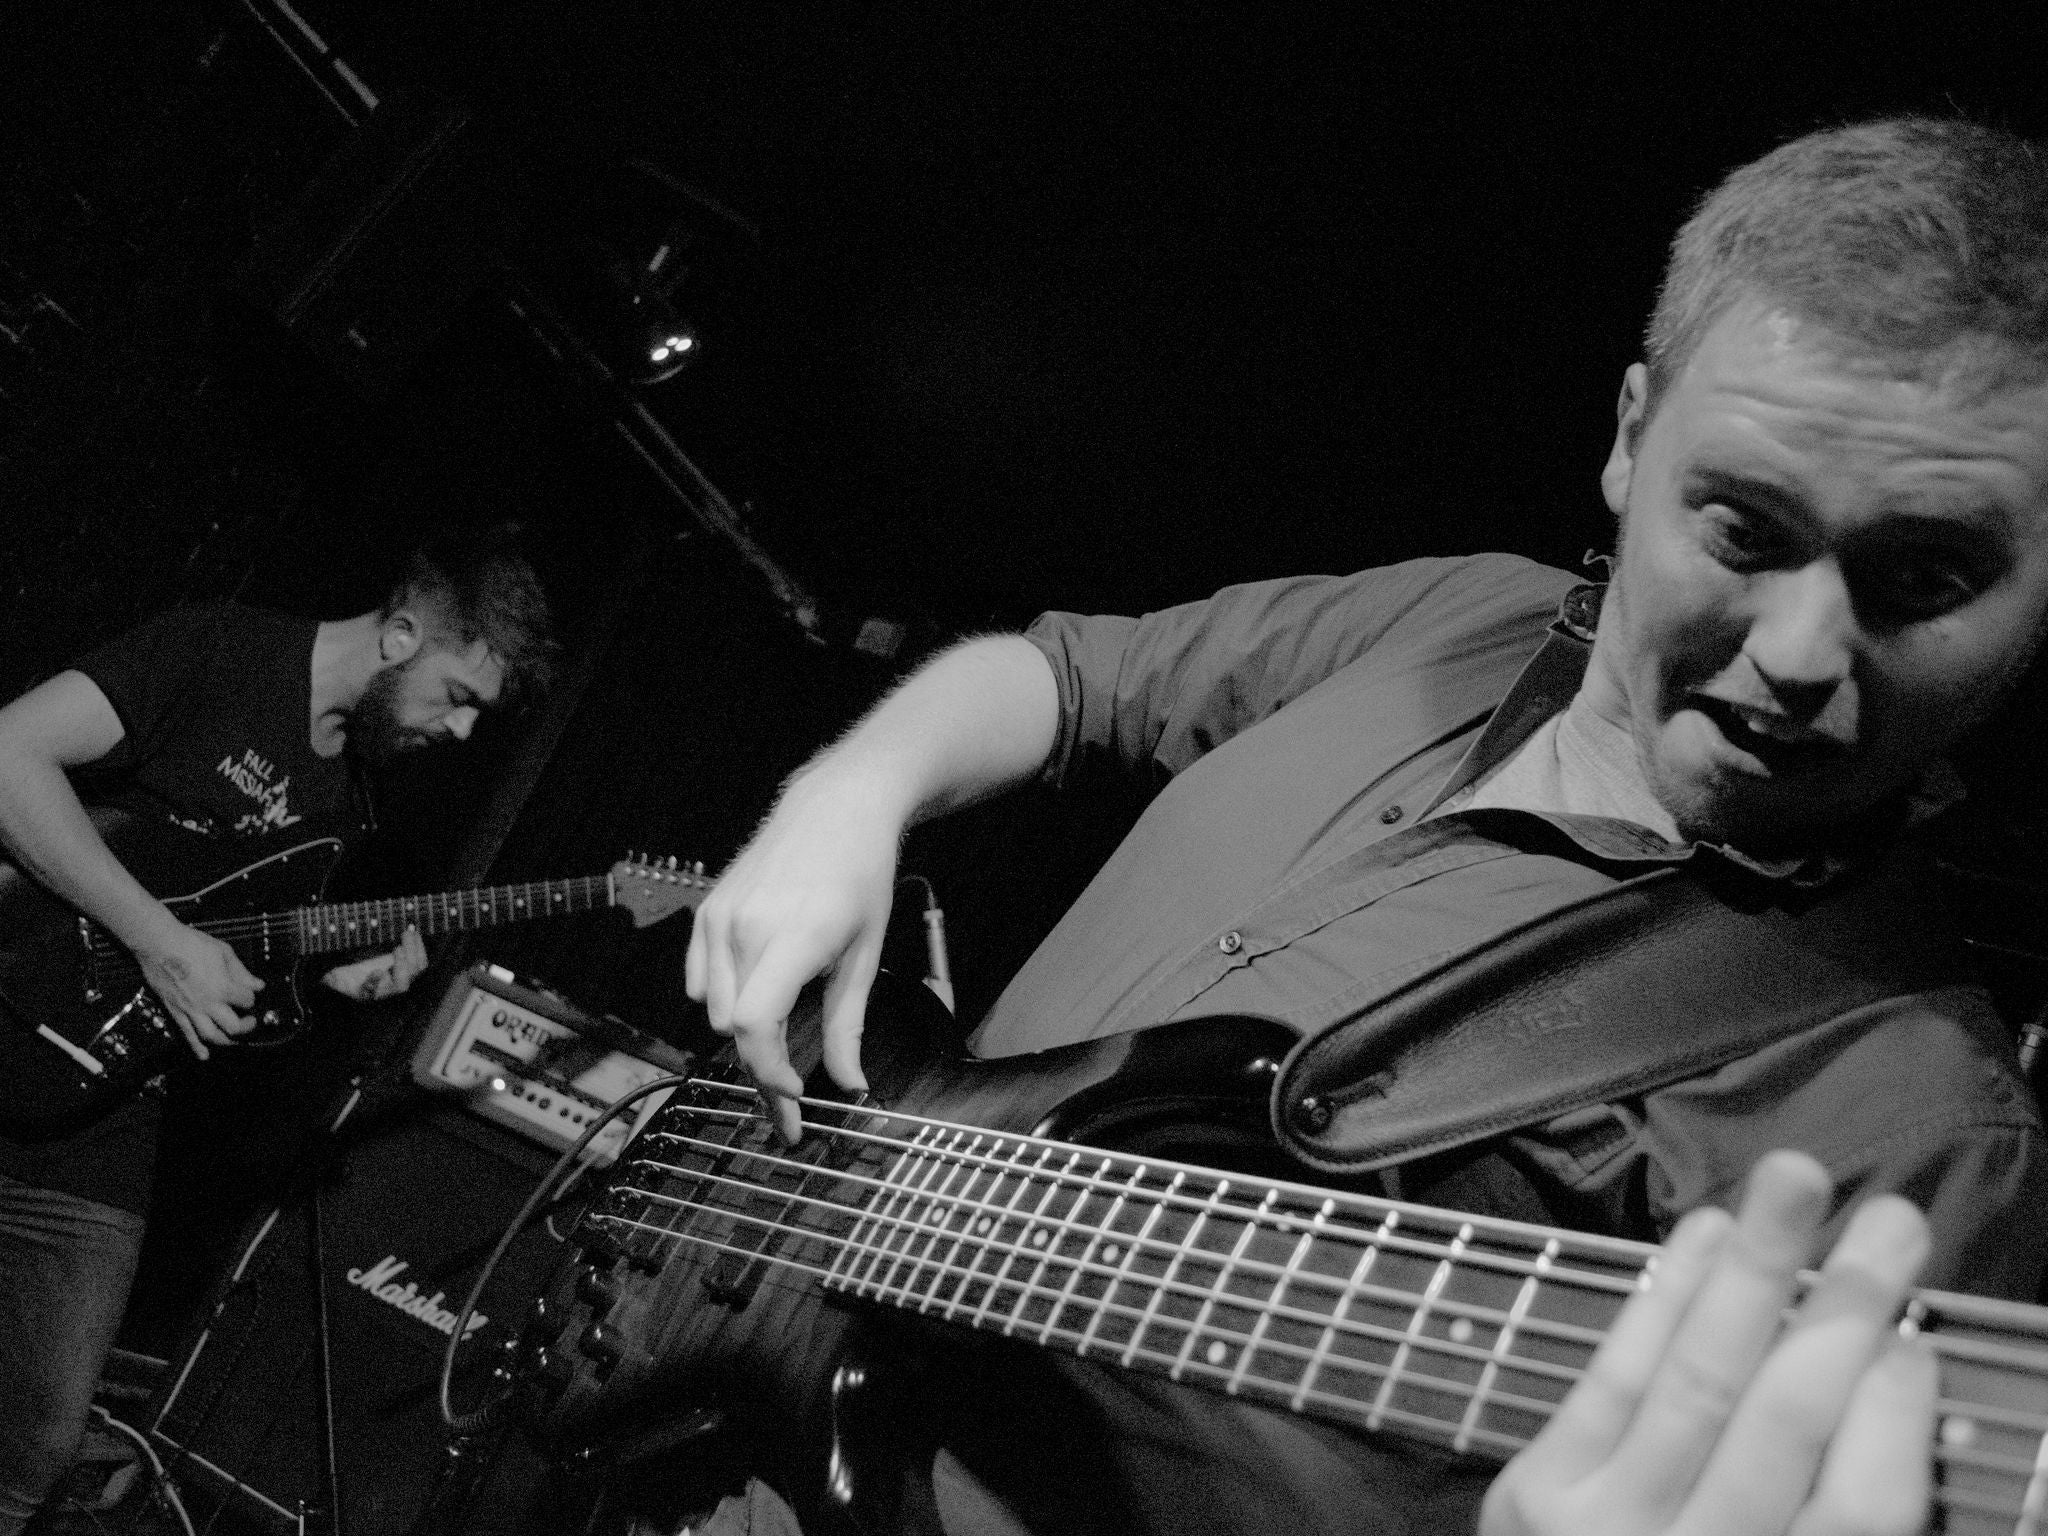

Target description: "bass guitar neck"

left=527, top=996, right=2048, bottom=1536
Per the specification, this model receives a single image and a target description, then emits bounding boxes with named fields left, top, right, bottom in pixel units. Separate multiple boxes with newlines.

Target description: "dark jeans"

left=0, top=1175, right=145, bottom=1535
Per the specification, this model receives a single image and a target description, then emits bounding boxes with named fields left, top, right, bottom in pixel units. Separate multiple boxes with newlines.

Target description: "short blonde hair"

left=1646, top=118, right=2048, bottom=409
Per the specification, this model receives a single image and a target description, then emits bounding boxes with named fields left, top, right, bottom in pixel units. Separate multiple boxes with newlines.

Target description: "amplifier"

left=146, top=1090, right=566, bottom=1535
left=411, top=964, right=691, bottom=1165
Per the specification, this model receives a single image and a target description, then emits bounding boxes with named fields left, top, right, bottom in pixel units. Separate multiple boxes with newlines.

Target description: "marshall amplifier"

left=145, top=1071, right=574, bottom=1532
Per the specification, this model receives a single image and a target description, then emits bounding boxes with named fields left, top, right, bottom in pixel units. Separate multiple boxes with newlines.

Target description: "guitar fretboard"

left=291, top=876, right=616, bottom=955
left=585, top=1080, right=2048, bottom=1535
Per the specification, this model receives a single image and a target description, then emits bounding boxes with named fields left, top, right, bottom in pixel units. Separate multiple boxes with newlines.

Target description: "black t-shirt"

left=0, top=603, right=367, bottom=1214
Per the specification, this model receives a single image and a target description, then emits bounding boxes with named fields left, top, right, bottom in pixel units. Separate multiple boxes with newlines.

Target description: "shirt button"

left=1217, top=930, right=1243, bottom=955
left=1380, top=805, right=1405, bottom=825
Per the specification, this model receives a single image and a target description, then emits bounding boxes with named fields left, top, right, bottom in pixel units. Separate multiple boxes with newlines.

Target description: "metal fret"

left=1295, top=1209, right=1397, bottom=1413
left=1457, top=1238, right=1558, bottom=1453
left=1120, top=1177, right=1231, bottom=1368
left=914, top=1136, right=1007, bottom=1314
left=999, top=1153, right=1103, bottom=1338
left=1033, top=1162, right=1130, bottom=1345
left=993, top=1150, right=1090, bottom=1336
left=843, top=1125, right=949, bottom=1297
left=1169, top=1189, right=1276, bottom=1382
left=1228, top=1198, right=1329, bottom=1396
left=947, top=1139, right=1054, bottom=1325
left=1076, top=1164, right=1173, bottom=1358
left=1368, top=1222, right=1470, bottom=1433
left=873, top=1127, right=982, bottom=1306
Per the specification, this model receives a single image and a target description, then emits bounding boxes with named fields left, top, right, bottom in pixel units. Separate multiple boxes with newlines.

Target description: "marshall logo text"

left=347, top=1255, right=491, bottom=1341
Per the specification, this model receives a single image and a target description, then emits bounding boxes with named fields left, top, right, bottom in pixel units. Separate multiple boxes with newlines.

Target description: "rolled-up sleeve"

left=1022, top=556, right=1550, bottom=788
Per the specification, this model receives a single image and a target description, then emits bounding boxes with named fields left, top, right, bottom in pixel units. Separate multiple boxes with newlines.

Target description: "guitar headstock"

left=611, top=855, right=714, bottom=928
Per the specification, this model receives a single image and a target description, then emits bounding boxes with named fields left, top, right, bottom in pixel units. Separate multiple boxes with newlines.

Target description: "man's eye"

left=1700, top=506, right=1788, bottom=570
left=1853, top=552, right=1983, bottom=622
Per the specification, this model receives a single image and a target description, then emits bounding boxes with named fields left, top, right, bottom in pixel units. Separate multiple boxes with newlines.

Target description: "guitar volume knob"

left=577, top=1321, right=624, bottom=1372
left=575, top=1266, right=621, bottom=1311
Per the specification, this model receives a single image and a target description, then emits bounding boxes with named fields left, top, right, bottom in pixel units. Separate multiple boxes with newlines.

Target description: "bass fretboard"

left=586, top=1079, right=2048, bottom=1535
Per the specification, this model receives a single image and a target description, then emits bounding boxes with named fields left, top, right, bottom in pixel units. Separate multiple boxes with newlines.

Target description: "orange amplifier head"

left=410, top=963, right=693, bottom=1164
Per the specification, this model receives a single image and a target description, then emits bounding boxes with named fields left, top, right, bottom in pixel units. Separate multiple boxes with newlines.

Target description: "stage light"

left=544, top=236, right=703, bottom=385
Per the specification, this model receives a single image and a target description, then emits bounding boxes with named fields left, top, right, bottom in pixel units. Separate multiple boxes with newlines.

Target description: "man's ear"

left=1600, top=363, right=1650, bottom=519
left=378, top=612, right=421, bottom=666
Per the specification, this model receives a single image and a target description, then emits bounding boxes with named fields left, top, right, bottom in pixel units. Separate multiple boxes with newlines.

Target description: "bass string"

left=581, top=1204, right=2038, bottom=1519
left=623, top=1095, right=2048, bottom=1386
left=626, top=1127, right=1665, bottom=1399
left=640, top=1104, right=1660, bottom=1309
left=608, top=1165, right=1589, bottom=1395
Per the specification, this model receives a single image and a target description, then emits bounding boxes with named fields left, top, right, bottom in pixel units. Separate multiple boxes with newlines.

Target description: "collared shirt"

left=981, top=553, right=2045, bottom=1297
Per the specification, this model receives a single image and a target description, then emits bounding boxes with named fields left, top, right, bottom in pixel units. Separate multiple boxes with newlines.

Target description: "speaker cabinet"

left=146, top=1085, right=569, bottom=1534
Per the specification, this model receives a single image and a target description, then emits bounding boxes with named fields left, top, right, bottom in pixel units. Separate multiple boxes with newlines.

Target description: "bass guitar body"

left=0, top=815, right=344, bottom=1140
left=520, top=975, right=2048, bottom=1536
left=522, top=986, right=1436, bottom=1535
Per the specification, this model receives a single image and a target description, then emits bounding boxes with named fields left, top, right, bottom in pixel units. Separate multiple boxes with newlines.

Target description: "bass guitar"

left=0, top=814, right=708, bottom=1138
left=521, top=977, right=2048, bottom=1535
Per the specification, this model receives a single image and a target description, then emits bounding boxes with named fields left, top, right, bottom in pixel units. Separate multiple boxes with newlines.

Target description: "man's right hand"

left=685, top=767, right=907, bottom=1142
left=684, top=635, right=1063, bottom=1143
left=134, top=921, right=265, bottom=1060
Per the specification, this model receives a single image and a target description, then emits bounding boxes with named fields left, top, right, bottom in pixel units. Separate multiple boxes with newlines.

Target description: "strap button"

left=1293, top=1095, right=1333, bottom=1133
left=1380, top=804, right=1405, bottom=825
left=1217, top=930, right=1243, bottom=955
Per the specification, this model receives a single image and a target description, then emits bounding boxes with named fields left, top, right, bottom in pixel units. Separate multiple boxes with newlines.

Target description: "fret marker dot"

left=1448, top=1318, right=1474, bottom=1344
left=1101, top=1244, right=1122, bottom=1263
left=974, top=1219, right=993, bottom=1235
left=1940, top=1416, right=1976, bottom=1449
left=1205, top=1341, right=1228, bottom=1367
left=929, top=1209, right=946, bottom=1224
left=1029, top=1229, right=1048, bottom=1247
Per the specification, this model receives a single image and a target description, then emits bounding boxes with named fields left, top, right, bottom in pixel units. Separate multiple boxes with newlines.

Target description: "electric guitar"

left=522, top=977, right=2048, bottom=1535
left=0, top=814, right=708, bottom=1138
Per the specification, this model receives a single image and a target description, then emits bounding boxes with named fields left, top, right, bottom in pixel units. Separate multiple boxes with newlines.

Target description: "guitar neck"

left=292, top=875, right=618, bottom=956
left=593, top=1082, right=2048, bottom=1535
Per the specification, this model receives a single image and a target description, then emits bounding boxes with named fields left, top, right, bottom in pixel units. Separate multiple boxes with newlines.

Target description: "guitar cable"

left=442, top=876, right=954, bottom=1434
left=897, top=874, right=954, bottom=1015
left=87, top=1404, right=197, bottom=1536
left=438, top=1071, right=694, bottom=1437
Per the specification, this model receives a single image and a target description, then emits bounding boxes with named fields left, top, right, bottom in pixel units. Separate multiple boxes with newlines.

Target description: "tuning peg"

left=665, top=855, right=678, bottom=869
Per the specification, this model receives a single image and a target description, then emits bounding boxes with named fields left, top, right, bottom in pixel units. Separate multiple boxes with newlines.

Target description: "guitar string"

left=581, top=1207, right=2038, bottom=1513
left=702, top=1082, right=1680, bottom=1269
left=78, top=874, right=674, bottom=972
left=588, top=1205, right=1580, bottom=1436
left=644, top=1100, right=1650, bottom=1300
left=606, top=1145, right=2048, bottom=1453
left=607, top=1118, right=2048, bottom=1503
left=629, top=1128, right=1620, bottom=1348
left=610, top=1125, right=2048, bottom=1416
left=586, top=1092, right=2048, bottom=1512
left=651, top=1087, right=2048, bottom=1367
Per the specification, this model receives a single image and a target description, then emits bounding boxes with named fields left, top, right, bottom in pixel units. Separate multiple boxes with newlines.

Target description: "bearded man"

left=0, top=522, right=556, bottom=1532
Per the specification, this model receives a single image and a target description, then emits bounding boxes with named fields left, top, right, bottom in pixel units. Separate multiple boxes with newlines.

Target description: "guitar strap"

left=1271, top=805, right=1974, bottom=1178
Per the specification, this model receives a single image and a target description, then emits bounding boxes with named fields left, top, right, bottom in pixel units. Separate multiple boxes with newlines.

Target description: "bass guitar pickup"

left=411, top=963, right=690, bottom=1166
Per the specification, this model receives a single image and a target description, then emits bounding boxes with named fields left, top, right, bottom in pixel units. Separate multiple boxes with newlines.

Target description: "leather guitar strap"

left=1271, top=829, right=1972, bottom=1176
